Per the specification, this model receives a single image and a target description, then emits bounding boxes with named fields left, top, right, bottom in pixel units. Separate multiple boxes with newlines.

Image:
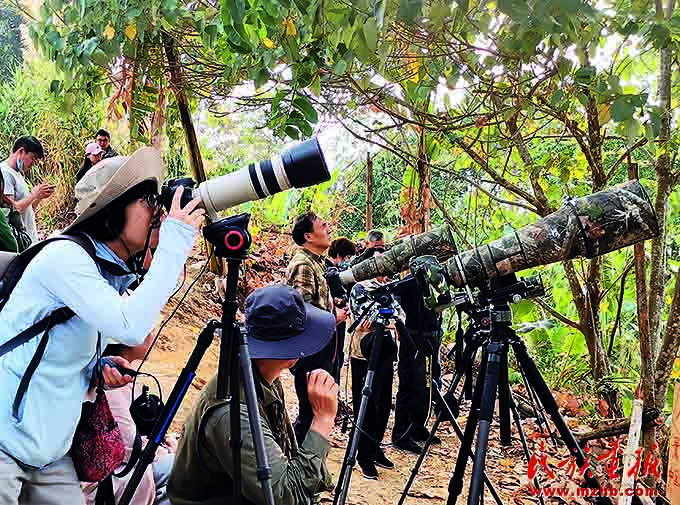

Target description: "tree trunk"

left=416, top=126, right=431, bottom=231
left=149, top=85, right=166, bottom=149
left=563, top=260, right=621, bottom=415
left=162, top=32, right=220, bottom=274
left=649, top=42, right=673, bottom=356
left=162, top=32, right=207, bottom=184
left=629, top=163, right=656, bottom=451
left=366, top=153, right=373, bottom=232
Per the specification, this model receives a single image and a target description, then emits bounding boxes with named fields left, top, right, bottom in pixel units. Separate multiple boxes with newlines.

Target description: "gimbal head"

left=408, top=254, right=545, bottom=313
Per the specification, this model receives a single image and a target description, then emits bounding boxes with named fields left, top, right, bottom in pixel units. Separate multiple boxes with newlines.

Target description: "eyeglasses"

left=371, top=247, right=386, bottom=253
left=141, top=193, right=160, bottom=209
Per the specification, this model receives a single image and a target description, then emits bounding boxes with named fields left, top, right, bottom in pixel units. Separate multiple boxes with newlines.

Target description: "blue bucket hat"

left=245, top=284, right=336, bottom=359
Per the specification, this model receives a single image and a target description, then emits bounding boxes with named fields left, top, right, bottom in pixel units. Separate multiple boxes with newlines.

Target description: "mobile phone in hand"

left=100, top=356, right=139, bottom=377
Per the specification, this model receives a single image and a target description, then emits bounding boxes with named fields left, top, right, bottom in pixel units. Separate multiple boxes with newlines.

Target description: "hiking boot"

left=361, top=463, right=379, bottom=480
left=374, top=450, right=394, bottom=469
left=393, top=436, right=423, bottom=454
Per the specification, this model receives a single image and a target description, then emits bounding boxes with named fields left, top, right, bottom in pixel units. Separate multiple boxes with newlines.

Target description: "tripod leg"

left=400, top=383, right=503, bottom=505
left=239, top=330, right=275, bottom=505
left=447, top=346, right=489, bottom=505
left=507, top=388, right=546, bottom=505
left=511, top=338, right=613, bottom=505
left=334, top=324, right=388, bottom=505
left=230, top=324, right=243, bottom=505
left=467, top=339, right=505, bottom=505
left=118, top=321, right=217, bottom=505
left=498, top=347, right=511, bottom=447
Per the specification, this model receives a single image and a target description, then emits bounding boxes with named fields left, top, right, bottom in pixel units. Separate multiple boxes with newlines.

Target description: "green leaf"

left=91, top=48, right=110, bottom=66
left=310, top=74, right=321, bottom=97
left=254, top=67, right=270, bottom=89
left=334, top=59, right=347, bottom=74
left=363, top=18, right=378, bottom=52
left=399, top=0, right=422, bottom=23
left=292, top=95, right=318, bottom=123
left=284, top=125, right=300, bottom=139
left=574, top=65, right=596, bottom=85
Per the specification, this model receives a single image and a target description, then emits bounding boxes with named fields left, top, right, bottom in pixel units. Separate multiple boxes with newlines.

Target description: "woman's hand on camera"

left=169, top=186, right=206, bottom=230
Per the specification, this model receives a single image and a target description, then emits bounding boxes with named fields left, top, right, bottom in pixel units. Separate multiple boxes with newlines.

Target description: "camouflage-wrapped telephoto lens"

left=338, top=224, right=458, bottom=284
left=339, top=180, right=658, bottom=287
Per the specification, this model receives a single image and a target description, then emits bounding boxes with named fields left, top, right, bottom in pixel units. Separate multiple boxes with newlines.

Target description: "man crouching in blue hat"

left=168, top=284, right=338, bottom=505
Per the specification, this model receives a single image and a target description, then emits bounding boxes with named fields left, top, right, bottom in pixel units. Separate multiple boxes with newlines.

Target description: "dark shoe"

left=361, top=463, right=379, bottom=480
left=393, top=437, right=423, bottom=454
left=375, top=450, right=394, bottom=469
left=411, top=427, right=441, bottom=445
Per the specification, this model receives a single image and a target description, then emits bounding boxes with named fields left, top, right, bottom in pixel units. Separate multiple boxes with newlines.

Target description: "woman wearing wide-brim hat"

left=0, top=147, right=205, bottom=504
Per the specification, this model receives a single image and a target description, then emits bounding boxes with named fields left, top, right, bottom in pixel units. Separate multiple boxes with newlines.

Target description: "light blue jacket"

left=0, top=218, right=196, bottom=468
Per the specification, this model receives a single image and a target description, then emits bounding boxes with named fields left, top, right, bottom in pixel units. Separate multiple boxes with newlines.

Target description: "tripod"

left=119, top=214, right=275, bottom=505
left=334, top=292, right=399, bottom=505
left=400, top=275, right=613, bottom=505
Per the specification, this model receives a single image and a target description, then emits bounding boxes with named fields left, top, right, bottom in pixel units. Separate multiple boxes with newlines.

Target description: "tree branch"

left=535, top=298, right=582, bottom=332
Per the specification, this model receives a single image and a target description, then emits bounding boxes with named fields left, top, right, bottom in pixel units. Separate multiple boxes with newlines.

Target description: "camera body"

left=324, top=266, right=348, bottom=308
left=159, top=177, right=195, bottom=211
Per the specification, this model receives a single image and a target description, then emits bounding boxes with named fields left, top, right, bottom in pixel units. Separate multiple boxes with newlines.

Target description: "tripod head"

left=203, top=213, right=252, bottom=259
left=348, top=277, right=408, bottom=333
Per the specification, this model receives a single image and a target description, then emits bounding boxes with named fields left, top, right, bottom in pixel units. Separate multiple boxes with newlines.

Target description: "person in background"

left=324, top=237, right=356, bottom=384
left=287, top=212, right=349, bottom=444
left=350, top=229, right=385, bottom=266
left=81, top=332, right=174, bottom=505
left=0, top=172, right=18, bottom=252
left=0, top=136, right=53, bottom=244
left=391, top=276, right=444, bottom=453
left=96, top=129, right=119, bottom=159
left=325, top=237, right=356, bottom=271
left=347, top=247, right=403, bottom=480
left=168, top=284, right=338, bottom=505
left=75, top=142, right=106, bottom=182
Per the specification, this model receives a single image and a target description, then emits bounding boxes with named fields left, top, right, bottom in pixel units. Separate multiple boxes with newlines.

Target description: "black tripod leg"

left=467, top=339, right=504, bottom=505
left=498, top=346, right=511, bottom=447
left=334, top=324, right=388, bottom=505
left=239, top=329, right=275, bottom=505
left=511, top=339, right=613, bottom=505
left=400, top=383, right=503, bottom=505
left=507, top=388, right=546, bottom=505
left=447, top=346, right=489, bottom=505
left=230, top=323, right=243, bottom=505
left=118, top=321, right=217, bottom=505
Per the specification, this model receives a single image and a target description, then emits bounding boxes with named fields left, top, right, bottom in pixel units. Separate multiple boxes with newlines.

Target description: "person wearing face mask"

left=0, top=136, right=54, bottom=244
left=0, top=148, right=205, bottom=504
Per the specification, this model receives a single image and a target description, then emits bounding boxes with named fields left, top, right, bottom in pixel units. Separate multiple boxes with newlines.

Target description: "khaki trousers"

left=0, top=450, right=85, bottom=505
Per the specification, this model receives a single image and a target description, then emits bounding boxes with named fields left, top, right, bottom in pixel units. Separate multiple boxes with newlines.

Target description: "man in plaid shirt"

left=287, top=212, right=349, bottom=443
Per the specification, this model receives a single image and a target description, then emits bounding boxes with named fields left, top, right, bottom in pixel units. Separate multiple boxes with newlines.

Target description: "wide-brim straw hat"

left=63, top=147, right=164, bottom=233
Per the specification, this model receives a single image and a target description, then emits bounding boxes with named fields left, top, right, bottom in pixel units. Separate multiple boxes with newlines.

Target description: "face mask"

left=15, top=158, right=23, bottom=173
left=338, top=261, right=350, bottom=270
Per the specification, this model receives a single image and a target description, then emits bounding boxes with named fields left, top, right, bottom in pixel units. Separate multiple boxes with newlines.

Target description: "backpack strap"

left=0, top=234, right=103, bottom=420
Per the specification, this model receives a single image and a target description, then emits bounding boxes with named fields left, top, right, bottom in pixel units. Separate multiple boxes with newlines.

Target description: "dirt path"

left=137, top=265, right=532, bottom=505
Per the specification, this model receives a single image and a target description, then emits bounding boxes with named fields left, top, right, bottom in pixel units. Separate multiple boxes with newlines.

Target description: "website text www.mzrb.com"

left=529, top=486, right=658, bottom=498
